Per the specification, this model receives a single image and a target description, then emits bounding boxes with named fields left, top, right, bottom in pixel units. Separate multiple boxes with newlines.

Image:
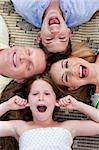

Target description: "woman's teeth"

left=79, top=65, right=87, bottom=78
left=80, top=65, right=83, bottom=78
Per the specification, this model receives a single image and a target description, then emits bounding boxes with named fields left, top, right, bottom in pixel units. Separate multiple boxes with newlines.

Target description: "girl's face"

left=50, top=57, right=93, bottom=90
left=28, top=79, right=57, bottom=121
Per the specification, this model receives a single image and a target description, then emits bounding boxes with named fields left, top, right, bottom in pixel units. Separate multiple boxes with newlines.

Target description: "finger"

left=55, top=102, right=60, bottom=107
left=59, top=99, right=66, bottom=107
left=25, top=103, right=30, bottom=107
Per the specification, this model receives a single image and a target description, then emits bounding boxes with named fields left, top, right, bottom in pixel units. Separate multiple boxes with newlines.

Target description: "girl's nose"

left=38, top=93, right=44, bottom=101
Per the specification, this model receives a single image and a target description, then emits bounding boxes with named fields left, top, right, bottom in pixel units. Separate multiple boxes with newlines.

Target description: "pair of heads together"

left=1, top=42, right=96, bottom=93
left=1, top=15, right=72, bottom=83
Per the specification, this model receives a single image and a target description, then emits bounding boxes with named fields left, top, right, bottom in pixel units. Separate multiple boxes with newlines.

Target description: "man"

left=0, top=15, right=46, bottom=96
left=12, top=0, right=99, bottom=53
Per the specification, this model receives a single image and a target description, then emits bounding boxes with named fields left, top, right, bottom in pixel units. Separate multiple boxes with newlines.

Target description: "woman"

left=1, top=75, right=99, bottom=150
left=50, top=42, right=96, bottom=102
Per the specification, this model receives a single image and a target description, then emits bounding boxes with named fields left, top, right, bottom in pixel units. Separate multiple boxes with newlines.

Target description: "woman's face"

left=50, top=57, right=93, bottom=90
left=28, top=79, right=57, bottom=121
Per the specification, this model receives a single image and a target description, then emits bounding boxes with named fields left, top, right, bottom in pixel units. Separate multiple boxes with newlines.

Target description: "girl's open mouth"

left=37, top=105, right=47, bottom=112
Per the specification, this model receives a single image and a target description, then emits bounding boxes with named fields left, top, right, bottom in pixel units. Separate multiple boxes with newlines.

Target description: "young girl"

left=0, top=76, right=99, bottom=150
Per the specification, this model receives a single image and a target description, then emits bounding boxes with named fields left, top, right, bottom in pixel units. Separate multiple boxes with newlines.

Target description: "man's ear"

left=36, top=32, right=42, bottom=44
left=68, top=85, right=79, bottom=91
left=14, top=79, right=25, bottom=84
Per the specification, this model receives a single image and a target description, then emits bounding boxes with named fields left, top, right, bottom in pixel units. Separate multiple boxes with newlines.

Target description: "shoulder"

left=60, top=120, right=81, bottom=137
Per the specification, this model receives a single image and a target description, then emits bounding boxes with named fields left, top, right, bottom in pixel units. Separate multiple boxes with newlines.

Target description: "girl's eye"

left=45, top=92, right=50, bottom=95
left=65, top=61, right=68, bottom=68
left=32, top=93, right=38, bottom=96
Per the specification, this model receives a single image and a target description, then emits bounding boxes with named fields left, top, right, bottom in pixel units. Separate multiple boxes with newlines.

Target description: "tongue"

left=37, top=106, right=47, bottom=112
left=82, top=68, right=88, bottom=77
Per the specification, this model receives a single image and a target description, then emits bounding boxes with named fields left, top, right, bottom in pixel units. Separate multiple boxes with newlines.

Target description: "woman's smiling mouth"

left=79, top=65, right=89, bottom=78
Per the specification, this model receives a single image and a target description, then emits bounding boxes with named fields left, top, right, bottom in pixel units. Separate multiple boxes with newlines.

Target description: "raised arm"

left=58, top=95, right=99, bottom=122
left=0, top=95, right=28, bottom=117
left=0, top=120, right=16, bottom=138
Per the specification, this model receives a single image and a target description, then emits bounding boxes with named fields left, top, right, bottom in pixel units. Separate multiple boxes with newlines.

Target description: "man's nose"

left=20, top=53, right=30, bottom=63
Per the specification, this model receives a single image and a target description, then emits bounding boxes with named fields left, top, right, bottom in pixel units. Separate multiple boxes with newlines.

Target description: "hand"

left=58, top=95, right=79, bottom=110
left=7, top=95, right=29, bottom=110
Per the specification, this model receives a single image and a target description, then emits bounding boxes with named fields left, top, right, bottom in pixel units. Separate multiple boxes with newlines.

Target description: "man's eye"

left=59, top=37, right=65, bottom=39
left=46, top=38, right=53, bottom=41
left=65, top=61, right=68, bottom=68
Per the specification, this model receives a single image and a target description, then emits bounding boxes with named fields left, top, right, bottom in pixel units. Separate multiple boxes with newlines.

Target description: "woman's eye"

left=65, top=61, right=68, bottom=68
left=65, top=75, right=68, bottom=82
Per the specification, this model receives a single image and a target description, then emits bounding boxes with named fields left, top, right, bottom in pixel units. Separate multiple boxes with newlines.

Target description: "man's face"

left=39, top=9, right=71, bottom=53
left=0, top=46, right=46, bottom=82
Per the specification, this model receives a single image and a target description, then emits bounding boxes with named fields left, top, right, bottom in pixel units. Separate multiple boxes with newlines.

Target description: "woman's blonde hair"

left=71, top=41, right=96, bottom=62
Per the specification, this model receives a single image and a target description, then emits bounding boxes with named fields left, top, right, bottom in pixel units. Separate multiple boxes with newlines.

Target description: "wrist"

left=4, top=101, right=12, bottom=111
left=75, top=101, right=83, bottom=111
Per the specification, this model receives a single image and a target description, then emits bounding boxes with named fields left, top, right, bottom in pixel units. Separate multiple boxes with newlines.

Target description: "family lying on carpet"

left=0, top=0, right=99, bottom=149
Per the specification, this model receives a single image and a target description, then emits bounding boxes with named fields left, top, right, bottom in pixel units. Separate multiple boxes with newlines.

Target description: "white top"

left=0, top=15, right=12, bottom=97
left=19, top=127, right=73, bottom=150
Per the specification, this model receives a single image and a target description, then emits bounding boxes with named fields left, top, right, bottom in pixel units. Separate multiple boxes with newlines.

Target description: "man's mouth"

left=13, top=52, right=17, bottom=67
left=79, top=65, right=89, bottom=78
left=49, top=17, right=60, bottom=25
left=37, top=105, right=47, bottom=112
